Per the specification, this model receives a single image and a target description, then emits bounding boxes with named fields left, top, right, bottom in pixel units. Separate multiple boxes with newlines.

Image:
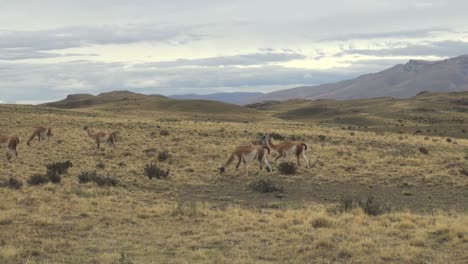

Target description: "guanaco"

left=220, top=145, right=272, bottom=176
left=261, top=134, right=310, bottom=168
left=83, top=126, right=116, bottom=150
left=27, top=126, right=52, bottom=146
left=0, top=135, right=20, bottom=160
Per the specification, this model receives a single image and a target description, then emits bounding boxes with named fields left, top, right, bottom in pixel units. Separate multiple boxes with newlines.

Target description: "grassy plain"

left=0, top=97, right=467, bottom=263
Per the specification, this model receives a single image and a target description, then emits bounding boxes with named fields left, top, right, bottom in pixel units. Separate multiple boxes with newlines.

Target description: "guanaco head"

left=47, top=128, right=53, bottom=137
left=261, top=134, right=270, bottom=146
left=219, top=166, right=226, bottom=174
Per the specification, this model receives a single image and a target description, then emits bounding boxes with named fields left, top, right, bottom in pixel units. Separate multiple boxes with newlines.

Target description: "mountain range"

left=246, top=55, right=468, bottom=103
left=169, top=92, right=263, bottom=105
left=164, top=55, right=468, bottom=104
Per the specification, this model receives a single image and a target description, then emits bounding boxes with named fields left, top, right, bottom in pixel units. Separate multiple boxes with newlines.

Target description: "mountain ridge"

left=245, top=54, right=468, bottom=104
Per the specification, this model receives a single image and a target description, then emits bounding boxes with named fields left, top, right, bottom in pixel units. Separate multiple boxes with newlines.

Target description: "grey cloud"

left=0, top=61, right=357, bottom=103
left=339, top=40, right=468, bottom=58
left=139, top=52, right=306, bottom=67
left=0, top=48, right=98, bottom=61
left=0, top=24, right=208, bottom=53
left=317, top=28, right=447, bottom=42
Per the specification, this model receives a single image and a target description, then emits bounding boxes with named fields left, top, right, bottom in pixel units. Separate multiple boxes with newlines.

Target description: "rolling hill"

left=246, top=55, right=468, bottom=103
left=247, top=91, right=468, bottom=138
left=43, top=90, right=272, bottom=122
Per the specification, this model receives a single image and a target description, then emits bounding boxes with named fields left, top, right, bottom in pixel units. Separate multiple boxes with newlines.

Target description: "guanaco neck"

left=267, top=137, right=278, bottom=150
left=86, top=129, right=94, bottom=138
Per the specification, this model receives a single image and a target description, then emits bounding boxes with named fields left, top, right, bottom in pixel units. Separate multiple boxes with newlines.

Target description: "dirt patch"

left=178, top=176, right=468, bottom=213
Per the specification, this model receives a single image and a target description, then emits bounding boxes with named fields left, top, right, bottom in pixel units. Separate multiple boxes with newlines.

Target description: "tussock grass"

left=0, top=104, right=467, bottom=263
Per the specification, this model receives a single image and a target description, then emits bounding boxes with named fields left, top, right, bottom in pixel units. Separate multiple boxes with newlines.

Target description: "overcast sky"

left=1, top=0, right=468, bottom=103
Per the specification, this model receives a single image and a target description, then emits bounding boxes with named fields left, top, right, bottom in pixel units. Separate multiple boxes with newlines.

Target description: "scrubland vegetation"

left=0, top=99, right=467, bottom=263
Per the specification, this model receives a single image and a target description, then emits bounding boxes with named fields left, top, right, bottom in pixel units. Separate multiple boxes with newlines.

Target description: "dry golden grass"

left=0, top=104, right=467, bottom=263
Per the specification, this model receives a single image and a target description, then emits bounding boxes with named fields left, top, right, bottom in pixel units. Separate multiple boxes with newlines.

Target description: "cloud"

left=0, top=24, right=208, bottom=60
left=139, top=52, right=306, bottom=67
left=0, top=48, right=98, bottom=61
left=0, top=60, right=357, bottom=103
left=338, top=40, right=468, bottom=58
left=317, top=28, right=446, bottom=42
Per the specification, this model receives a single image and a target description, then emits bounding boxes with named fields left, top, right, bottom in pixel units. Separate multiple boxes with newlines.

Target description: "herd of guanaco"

left=1, top=126, right=116, bottom=161
left=2, top=126, right=309, bottom=176
left=219, top=134, right=309, bottom=176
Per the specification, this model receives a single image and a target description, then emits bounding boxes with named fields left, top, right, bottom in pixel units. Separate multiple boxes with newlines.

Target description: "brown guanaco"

left=220, top=145, right=272, bottom=176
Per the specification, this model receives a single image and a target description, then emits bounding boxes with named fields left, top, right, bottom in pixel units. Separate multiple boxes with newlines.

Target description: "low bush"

left=249, top=179, right=283, bottom=193
left=157, top=150, right=171, bottom=162
left=144, top=163, right=170, bottom=179
left=95, top=162, right=105, bottom=169
left=46, top=160, right=73, bottom=175
left=278, top=161, right=297, bottom=175
left=358, top=195, right=391, bottom=216
left=311, top=216, right=334, bottom=228
left=78, top=171, right=119, bottom=186
left=47, top=171, right=62, bottom=183
left=159, top=130, right=169, bottom=136
left=338, top=195, right=391, bottom=216
left=418, top=147, right=429, bottom=155
left=1, top=177, right=23, bottom=189
left=28, top=174, right=50, bottom=185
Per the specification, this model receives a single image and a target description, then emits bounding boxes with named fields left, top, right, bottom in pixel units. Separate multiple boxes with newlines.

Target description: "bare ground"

left=178, top=174, right=468, bottom=213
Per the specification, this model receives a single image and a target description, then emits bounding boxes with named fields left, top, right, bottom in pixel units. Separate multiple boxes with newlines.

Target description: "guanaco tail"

left=83, top=126, right=116, bottom=150
left=0, top=135, right=20, bottom=160
left=220, top=145, right=272, bottom=176
left=27, top=126, right=52, bottom=146
left=261, top=134, right=310, bottom=168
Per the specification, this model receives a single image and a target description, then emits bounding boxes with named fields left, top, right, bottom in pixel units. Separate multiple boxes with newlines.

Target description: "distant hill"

left=43, top=90, right=272, bottom=122
left=246, top=55, right=468, bottom=103
left=247, top=91, right=468, bottom=129
left=169, top=92, right=263, bottom=105
left=43, top=90, right=166, bottom=109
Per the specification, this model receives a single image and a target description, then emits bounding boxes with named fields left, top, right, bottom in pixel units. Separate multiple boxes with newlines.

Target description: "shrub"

left=446, top=138, right=452, bottom=143
left=78, top=171, right=119, bottom=186
left=249, top=179, right=283, bottom=193
left=278, top=161, right=297, bottom=175
left=418, top=147, right=429, bottom=155
left=95, top=162, right=105, bottom=169
left=338, top=195, right=391, bottom=216
left=338, top=196, right=354, bottom=212
left=159, top=130, right=169, bottom=136
left=47, top=172, right=62, bottom=183
left=358, top=195, right=391, bottom=216
left=311, top=216, right=334, bottom=228
left=318, top=135, right=327, bottom=141
left=460, top=168, right=468, bottom=177
left=28, top=174, right=50, bottom=185
left=46, top=160, right=73, bottom=175
left=118, top=161, right=126, bottom=167
left=157, top=150, right=171, bottom=162
left=269, top=132, right=285, bottom=141
left=144, top=163, right=170, bottom=179
left=1, top=177, right=23, bottom=189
